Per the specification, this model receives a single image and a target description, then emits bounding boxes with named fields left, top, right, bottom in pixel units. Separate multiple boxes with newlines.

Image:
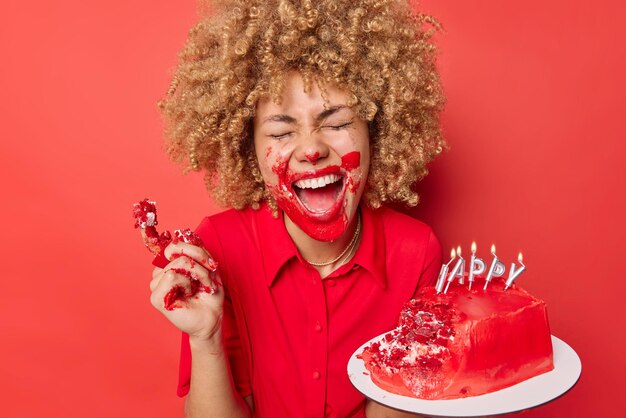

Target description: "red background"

left=1, top=1, right=624, bottom=416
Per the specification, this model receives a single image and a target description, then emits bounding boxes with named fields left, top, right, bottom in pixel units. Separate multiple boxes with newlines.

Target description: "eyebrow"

left=262, top=114, right=296, bottom=125
left=261, top=105, right=348, bottom=125
left=316, top=105, right=348, bottom=122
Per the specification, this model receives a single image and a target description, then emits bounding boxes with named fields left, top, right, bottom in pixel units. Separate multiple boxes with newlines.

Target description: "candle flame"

left=471, top=241, right=477, bottom=253
left=451, top=248, right=456, bottom=258
left=518, top=252, right=524, bottom=263
left=456, top=246, right=462, bottom=257
left=491, top=244, right=496, bottom=254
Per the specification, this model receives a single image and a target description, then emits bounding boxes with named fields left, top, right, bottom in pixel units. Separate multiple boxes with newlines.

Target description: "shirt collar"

left=255, top=204, right=387, bottom=289
left=254, top=205, right=299, bottom=287
left=350, top=205, right=387, bottom=289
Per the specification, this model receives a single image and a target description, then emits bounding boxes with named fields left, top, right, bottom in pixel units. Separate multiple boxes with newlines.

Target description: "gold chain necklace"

left=305, top=213, right=362, bottom=267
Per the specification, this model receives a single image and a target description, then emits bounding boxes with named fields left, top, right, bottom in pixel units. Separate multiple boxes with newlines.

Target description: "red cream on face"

left=342, top=151, right=361, bottom=192
left=269, top=151, right=361, bottom=241
left=341, top=151, right=360, bottom=170
left=305, top=151, right=320, bottom=165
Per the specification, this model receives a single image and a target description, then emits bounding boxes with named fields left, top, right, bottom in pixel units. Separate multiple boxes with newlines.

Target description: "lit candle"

left=468, top=241, right=486, bottom=290
left=453, top=246, right=465, bottom=285
left=484, top=244, right=506, bottom=290
left=444, top=246, right=465, bottom=293
left=505, top=252, right=526, bottom=290
left=436, top=248, right=456, bottom=293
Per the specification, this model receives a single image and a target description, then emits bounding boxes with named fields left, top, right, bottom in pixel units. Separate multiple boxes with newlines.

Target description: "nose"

left=294, top=134, right=330, bottom=166
left=305, top=150, right=321, bottom=164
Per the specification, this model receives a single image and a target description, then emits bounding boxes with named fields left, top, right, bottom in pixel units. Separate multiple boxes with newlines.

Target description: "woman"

left=150, top=1, right=446, bottom=416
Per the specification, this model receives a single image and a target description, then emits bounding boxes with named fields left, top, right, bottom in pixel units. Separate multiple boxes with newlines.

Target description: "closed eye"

left=268, top=132, right=293, bottom=140
left=323, top=121, right=353, bottom=131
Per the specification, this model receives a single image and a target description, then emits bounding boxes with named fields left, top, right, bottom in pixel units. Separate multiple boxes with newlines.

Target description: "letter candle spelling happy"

left=453, top=246, right=465, bottom=285
left=444, top=246, right=465, bottom=294
left=484, top=244, right=506, bottom=290
left=468, top=242, right=486, bottom=290
left=436, top=243, right=527, bottom=292
left=505, top=252, right=526, bottom=290
left=436, top=248, right=456, bottom=293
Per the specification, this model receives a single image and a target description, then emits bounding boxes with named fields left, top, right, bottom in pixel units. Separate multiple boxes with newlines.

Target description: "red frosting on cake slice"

left=361, top=279, right=554, bottom=399
left=132, top=199, right=208, bottom=266
left=132, top=198, right=172, bottom=263
left=132, top=199, right=221, bottom=310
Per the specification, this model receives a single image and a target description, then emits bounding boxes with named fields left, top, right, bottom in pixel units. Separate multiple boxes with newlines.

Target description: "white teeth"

left=294, top=174, right=341, bottom=189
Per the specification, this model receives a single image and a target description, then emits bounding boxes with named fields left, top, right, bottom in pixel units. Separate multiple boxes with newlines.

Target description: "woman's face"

left=253, top=72, right=370, bottom=242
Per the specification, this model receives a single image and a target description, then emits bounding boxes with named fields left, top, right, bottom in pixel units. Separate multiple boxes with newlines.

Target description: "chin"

left=276, top=193, right=353, bottom=242
left=271, top=178, right=359, bottom=242
left=268, top=156, right=364, bottom=242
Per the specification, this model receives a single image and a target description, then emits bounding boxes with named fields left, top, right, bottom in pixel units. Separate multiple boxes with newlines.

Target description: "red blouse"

left=177, top=204, right=441, bottom=418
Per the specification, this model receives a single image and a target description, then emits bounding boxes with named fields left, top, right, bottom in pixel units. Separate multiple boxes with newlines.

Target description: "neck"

left=284, top=211, right=360, bottom=276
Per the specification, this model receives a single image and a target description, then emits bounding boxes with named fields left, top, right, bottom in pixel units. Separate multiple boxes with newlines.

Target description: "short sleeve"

left=176, top=216, right=252, bottom=398
left=414, top=228, right=442, bottom=293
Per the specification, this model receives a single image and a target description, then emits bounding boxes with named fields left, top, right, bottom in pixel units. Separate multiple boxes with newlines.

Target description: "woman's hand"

left=149, top=241, right=224, bottom=343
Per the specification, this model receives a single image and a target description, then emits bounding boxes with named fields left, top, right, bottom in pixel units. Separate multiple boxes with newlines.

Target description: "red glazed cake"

left=361, top=278, right=554, bottom=399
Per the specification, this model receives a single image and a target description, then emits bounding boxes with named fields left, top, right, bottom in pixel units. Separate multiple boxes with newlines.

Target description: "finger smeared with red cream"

left=268, top=150, right=364, bottom=241
left=133, top=198, right=220, bottom=310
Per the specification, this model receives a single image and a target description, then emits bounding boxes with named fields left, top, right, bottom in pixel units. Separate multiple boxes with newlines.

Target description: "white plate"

left=348, top=335, right=581, bottom=417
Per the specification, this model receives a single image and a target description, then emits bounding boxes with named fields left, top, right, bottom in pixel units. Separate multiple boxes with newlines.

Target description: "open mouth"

left=292, top=173, right=344, bottom=215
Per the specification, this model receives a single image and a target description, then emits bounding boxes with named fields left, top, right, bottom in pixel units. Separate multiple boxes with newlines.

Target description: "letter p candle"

left=468, top=242, right=486, bottom=290
left=484, top=244, right=506, bottom=290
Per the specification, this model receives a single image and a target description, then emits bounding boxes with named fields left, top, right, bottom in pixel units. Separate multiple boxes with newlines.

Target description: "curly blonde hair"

left=159, top=0, right=446, bottom=210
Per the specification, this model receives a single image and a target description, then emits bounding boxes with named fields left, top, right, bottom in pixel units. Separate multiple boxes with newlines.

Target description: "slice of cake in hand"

left=361, top=279, right=554, bottom=400
left=132, top=198, right=220, bottom=310
left=132, top=198, right=172, bottom=261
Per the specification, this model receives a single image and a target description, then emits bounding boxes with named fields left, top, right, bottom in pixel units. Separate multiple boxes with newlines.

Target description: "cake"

left=132, top=198, right=172, bottom=260
left=132, top=198, right=220, bottom=310
left=360, top=277, right=554, bottom=399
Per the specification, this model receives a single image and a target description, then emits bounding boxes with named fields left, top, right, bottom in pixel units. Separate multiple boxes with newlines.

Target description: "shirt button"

left=326, top=279, right=336, bottom=287
left=314, top=322, right=322, bottom=333
left=312, top=371, right=321, bottom=380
